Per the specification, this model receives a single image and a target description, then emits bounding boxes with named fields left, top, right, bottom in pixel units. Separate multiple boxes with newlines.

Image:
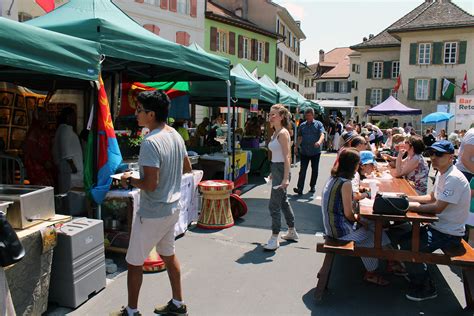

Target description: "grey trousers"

left=269, top=162, right=295, bottom=235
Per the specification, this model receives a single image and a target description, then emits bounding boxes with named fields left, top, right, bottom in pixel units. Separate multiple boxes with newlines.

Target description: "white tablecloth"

left=105, top=170, right=203, bottom=236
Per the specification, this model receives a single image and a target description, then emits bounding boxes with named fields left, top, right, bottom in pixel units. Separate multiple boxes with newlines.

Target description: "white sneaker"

left=263, top=236, right=280, bottom=250
left=281, top=228, right=299, bottom=241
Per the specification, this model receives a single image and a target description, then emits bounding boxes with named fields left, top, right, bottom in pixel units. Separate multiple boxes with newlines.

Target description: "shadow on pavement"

left=235, top=242, right=277, bottom=265
left=303, top=254, right=469, bottom=315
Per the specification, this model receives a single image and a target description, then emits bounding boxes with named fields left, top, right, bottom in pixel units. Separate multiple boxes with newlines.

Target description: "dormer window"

left=235, top=8, right=242, bottom=17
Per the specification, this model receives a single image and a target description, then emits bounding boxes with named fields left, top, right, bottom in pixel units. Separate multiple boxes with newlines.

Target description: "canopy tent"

left=290, top=89, right=322, bottom=113
left=0, top=17, right=101, bottom=89
left=231, top=64, right=279, bottom=105
left=259, top=75, right=297, bottom=107
left=26, top=0, right=230, bottom=82
left=367, top=96, right=421, bottom=116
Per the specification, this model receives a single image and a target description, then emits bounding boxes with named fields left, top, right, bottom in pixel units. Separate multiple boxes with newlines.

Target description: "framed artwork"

left=13, top=110, right=27, bottom=126
left=15, top=95, right=26, bottom=109
left=0, top=91, right=14, bottom=107
left=10, top=128, right=26, bottom=149
left=0, top=108, right=11, bottom=125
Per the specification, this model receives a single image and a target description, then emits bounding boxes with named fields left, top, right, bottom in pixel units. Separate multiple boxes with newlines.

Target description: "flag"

left=84, top=75, right=122, bottom=204
left=393, top=75, right=402, bottom=92
left=35, top=0, right=55, bottom=12
left=442, top=78, right=455, bottom=99
left=462, top=72, right=468, bottom=94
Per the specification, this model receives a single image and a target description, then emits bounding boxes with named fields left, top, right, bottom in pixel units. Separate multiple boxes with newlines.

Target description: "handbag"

left=0, top=212, right=25, bottom=267
left=372, top=192, right=409, bottom=215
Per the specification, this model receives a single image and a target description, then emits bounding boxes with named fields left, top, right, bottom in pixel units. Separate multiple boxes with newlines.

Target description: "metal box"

left=49, top=218, right=106, bottom=308
left=0, top=185, right=55, bottom=229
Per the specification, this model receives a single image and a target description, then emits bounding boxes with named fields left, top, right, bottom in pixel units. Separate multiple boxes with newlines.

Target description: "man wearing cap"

left=401, top=140, right=470, bottom=302
left=366, top=123, right=383, bottom=147
left=294, top=108, right=325, bottom=195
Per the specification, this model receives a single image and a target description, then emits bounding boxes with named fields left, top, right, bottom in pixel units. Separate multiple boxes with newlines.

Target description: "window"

left=276, top=49, right=283, bottom=68
left=144, top=0, right=158, bottom=5
left=287, top=31, right=291, bottom=47
left=18, top=12, right=33, bottom=22
left=444, top=42, right=457, bottom=64
left=177, top=0, right=190, bottom=14
left=216, top=30, right=228, bottom=53
left=293, top=37, right=297, bottom=51
left=257, top=41, right=264, bottom=62
left=391, top=61, right=400, bottom=79
left=418, top=43, right=431, bottom=64
left=243, top=37, right=250, bottom=59
left=356, top=64, right=360, bottom=74
left=340, top=81, right=348, bottom=93
left=371, top=89, right=382, bottom=105
left=326, top=82, right=334, bottom=93
left=416, top=79, right=429, bottom=100
left=391, top=89, right=398, bottom=100
left=304, top=79, right=310, bottom=88
left=373, top=62, right=383, bottom=79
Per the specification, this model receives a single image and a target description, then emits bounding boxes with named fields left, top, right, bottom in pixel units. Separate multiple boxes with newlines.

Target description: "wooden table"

left=359, top=178, right=437, bottom=255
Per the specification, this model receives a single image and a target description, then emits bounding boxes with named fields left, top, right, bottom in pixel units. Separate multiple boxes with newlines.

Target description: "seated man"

left=402, top=140, right=470, bottom=301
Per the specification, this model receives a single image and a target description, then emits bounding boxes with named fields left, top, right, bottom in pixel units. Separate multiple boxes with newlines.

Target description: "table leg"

left=315, top=253, right=334, bottom=301
left=374, top=220, right=383, bottom=249
left=411, top=224, right=420, bottom=252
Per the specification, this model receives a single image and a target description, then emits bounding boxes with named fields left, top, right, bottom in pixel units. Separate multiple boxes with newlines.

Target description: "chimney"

left=369, top=34, right=374, bottom=39
left=295, top=21, right=301, bottom=27
left=363, top=37, right=368, bottom=42
left=319, top=49, right=325, bottom=63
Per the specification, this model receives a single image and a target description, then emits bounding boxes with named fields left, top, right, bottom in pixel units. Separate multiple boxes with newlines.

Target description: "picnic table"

left=316, top=177, right=474, bottom=309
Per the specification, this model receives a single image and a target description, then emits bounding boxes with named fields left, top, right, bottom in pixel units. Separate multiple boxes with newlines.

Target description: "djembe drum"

left=197, top=180, right=234, bottom=229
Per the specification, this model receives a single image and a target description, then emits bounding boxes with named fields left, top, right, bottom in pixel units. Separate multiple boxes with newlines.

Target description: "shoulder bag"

left=373, top=192, right=409, bottom=215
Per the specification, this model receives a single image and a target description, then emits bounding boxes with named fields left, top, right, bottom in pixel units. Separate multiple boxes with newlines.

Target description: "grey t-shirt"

left=137, top=127, right=187, bottom=218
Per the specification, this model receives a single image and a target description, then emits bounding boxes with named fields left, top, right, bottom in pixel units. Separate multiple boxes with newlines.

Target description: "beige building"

left=351, top=0, right=474, bottom=126
left=299, top=62, right=316, bottom=100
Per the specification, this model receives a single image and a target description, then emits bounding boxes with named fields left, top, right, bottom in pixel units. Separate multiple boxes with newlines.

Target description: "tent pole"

left=292, top=107, right=297, bottom=168
left=226, top=80, right=231, bottom=156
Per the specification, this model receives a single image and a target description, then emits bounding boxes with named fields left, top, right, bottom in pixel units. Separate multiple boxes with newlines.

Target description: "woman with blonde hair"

left=264, top=104, right=298, bottom=250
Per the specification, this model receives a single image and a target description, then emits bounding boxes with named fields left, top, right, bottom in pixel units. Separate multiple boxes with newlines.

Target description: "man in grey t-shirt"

left=115, top=90, right=192, bottom=316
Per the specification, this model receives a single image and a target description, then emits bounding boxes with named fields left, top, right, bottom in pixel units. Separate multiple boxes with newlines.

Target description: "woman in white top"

left=264, top=104, right=298, bottom=251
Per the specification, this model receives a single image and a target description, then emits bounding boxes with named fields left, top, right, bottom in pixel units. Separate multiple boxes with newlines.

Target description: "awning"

left=315, top=100, right=354, bottom=109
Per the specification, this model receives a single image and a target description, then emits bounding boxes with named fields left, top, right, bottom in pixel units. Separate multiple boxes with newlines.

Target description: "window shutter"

left=144, top=24, right=154, bottom=32
left=265, top=42, right=269, bottom=63
left=322, top=82, right=326, bottom=92
left=190, top=0, right=197, bottom=17
left=352, top=64, right=356, bottom=72
left=238, top=35, right=243, bottom=58
left=334, top=82, right=340, bottom=93
left=347, top=82, right=352, bottom=93
left=429, top=78, right=437, bottom=100
left=169, top=0, right=177, bottom=12
left=408, top=79, right=415, bottom=100
left=383, top=61, right=391, bottom=79
left=160, top=0, right=168, bottom=9
left=176, top=31, right=184, bottom=45
left=366, top=89, right=372, bottom=105
left=251, top=39, right=257, bottom=61
left=459, top=41, right=467, bottom=64
left=210, top=27, right=217, bottom=51
left=432, top=42, right=443, bottom=65
left=367, top=62, right=373, bottom=79
left=382, top=89, right=390, bottom=101
left=229, top=32, right=235, bottom=55
left=409, top=43, right=417, bottom=65
left=184, top=32, right=190, bottom=46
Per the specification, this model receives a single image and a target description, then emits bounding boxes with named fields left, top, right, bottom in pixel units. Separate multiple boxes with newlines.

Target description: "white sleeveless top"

left=268, top=131, right=286, bottom=163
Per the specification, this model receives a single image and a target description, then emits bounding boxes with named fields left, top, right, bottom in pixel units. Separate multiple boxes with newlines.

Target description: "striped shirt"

left=321, top=176, right=353, bottom=238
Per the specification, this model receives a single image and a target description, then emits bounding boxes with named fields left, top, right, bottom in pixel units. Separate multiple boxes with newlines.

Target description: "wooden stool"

left=197, top=180, right=234, bottom=229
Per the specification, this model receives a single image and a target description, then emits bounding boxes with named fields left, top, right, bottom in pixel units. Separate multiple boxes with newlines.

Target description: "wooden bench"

left=315, top=238, right=474, bottom=309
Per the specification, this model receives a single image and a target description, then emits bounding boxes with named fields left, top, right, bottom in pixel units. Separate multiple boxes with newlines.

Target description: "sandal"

left=387, top=261, right=408, bottom=276
left=363, top=271, right=390, bottom=286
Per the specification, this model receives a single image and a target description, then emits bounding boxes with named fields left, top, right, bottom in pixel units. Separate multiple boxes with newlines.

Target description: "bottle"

left=369, top=182, right=378, bottom=200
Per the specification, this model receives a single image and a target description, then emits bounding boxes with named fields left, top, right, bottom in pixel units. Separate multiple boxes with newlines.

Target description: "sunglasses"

left=426, top=151, right=446, bottom=157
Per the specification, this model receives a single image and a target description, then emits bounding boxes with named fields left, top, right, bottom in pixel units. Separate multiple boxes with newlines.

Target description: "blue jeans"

left=297, top=153, right=321, bottom=191
left=400, top=225, right=462, bottom=285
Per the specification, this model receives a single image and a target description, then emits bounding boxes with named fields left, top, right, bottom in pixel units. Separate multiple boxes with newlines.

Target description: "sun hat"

left=427, top=140, right=455, bottom=154
left=360, top=150, right=376, bottom=165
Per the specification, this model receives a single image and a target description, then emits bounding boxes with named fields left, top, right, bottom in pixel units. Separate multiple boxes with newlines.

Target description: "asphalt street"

left=47, top=153, right=470, bottom=316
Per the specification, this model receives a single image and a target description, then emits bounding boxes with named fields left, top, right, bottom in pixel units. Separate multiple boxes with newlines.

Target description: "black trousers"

left=297, top=153, right=321, bottom=191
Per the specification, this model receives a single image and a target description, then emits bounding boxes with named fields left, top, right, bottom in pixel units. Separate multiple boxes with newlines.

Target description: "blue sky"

left=273, top=0, right=474, bottom=65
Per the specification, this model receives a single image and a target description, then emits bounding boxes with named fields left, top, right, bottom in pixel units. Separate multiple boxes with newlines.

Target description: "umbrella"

left=421, top=112, right=454, bottom=124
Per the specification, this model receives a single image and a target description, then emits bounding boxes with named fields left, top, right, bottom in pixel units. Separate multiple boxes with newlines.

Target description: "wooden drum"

left=197, top=180, right=234, bottom=229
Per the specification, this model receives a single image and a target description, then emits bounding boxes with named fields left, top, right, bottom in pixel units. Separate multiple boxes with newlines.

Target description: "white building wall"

left=276, top=15, right=300, bottom=88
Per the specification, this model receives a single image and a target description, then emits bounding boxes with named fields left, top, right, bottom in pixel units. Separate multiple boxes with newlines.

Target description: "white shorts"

left=126, top=210, right=179, bottom=266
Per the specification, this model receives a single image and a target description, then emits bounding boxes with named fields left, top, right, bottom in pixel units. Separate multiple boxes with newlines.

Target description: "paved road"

left=48, top=153, right=470, bottom=316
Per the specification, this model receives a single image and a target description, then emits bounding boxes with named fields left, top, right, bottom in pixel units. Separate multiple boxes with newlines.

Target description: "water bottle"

left=369, top=182, right=378, bottom=200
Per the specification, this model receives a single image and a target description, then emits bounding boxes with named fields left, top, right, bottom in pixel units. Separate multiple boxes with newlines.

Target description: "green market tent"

left=0, top=17, right=101, bottom=88
left=231, top=64, right=279, bottom=105
left=277, top=81, right=306, bottom=106
left=259, top=75, right=297, bottom=107
left=26, top=0, right=230, bottom=82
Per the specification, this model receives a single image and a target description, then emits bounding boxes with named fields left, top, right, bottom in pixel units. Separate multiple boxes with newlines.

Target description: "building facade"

left=351, top=0, right=474, bottom=126
left=314, top=48, right=353, bottom=101
left=205, top=0, right=278, bottom=79
left=299, top=62, right=316, bottom=100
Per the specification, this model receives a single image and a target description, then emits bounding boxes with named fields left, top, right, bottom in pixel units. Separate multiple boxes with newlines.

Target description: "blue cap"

left=427, top=140, right=454, bottom=154
left=360, top=150, right=376, bottom=165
